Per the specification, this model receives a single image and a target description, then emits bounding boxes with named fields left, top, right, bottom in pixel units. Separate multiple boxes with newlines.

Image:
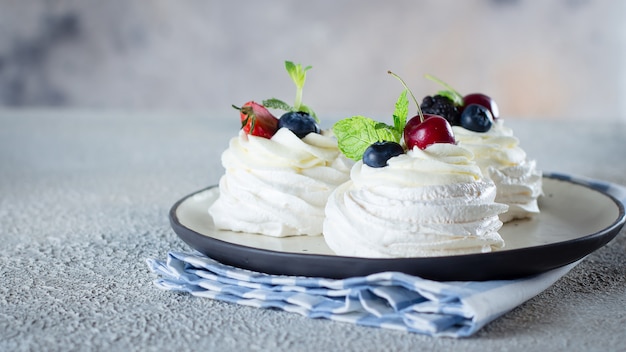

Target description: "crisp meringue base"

left=209, top=129, right=352, bottom=237
left=323, top=181, right=508, bottom=258
left=489, top=160, right=543, bottom=222
left=453, top=121, right=543, bottom=223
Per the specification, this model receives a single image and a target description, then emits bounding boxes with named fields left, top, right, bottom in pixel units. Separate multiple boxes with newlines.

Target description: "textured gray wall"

left=0, top=0, right=624, bottom=120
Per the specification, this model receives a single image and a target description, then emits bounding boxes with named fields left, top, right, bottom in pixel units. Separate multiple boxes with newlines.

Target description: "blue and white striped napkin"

left=147, top=251, right=578, bottom=337
left=147, top=174, right=625, bottom=338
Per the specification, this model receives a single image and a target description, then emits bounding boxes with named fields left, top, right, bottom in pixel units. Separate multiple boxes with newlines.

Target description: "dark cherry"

left=362, top=141, right=405, bottom=168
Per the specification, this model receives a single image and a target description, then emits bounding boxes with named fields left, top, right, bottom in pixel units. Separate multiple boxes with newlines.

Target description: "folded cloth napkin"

left=146, top=174, right=625, bottom=338
left=147, top=252, right=578, bottom=338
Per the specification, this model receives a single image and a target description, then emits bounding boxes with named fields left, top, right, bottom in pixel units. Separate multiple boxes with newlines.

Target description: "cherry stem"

left=387, top=70, right=424, bottom=123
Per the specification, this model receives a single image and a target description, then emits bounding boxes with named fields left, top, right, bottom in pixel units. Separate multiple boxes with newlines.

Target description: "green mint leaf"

left=285, top=61, right=298, bottom=85
left=284, top=61, right=312, bottom=111
left=297, top=104, right=319, bottom=122
left=333, top=116, right=399, bottom=161
left=392, top=89, right=409, bottom=133
left=262, top=99, right=319, bottom=123
left=424, top=74, right=464, bottom=106
left=285, top=61, right=312, bottom=88
left=437, top=90, right=464, bottom=106
left=262, top=98, right=292, bottom=112
left=375, top=122, right=402, bottom=142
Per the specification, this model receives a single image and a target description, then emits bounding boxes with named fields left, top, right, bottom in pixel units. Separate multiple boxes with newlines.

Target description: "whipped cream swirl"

left=209, top=128, right=352, bottom=237
left=323, top=144, right=508, bottom=258
left=452, top=120, right=542, bottom=222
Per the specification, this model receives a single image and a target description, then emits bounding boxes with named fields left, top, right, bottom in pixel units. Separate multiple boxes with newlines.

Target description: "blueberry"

left=460, top=104, right=493, bottom=132
left=278, top=111, right=320, bottom=138
left=362, top=141, right=404, bottom=168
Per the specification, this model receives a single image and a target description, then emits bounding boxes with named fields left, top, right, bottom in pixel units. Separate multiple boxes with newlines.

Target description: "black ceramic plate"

left=169, top=174, right=625, bottom=281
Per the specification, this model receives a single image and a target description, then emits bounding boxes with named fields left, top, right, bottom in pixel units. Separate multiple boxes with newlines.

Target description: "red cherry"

left=463, top=93, right=499, bottom=120
left=404, top=114, right=456, bottom=150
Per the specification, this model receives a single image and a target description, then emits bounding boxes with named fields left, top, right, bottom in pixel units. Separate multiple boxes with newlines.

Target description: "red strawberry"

left=232, top=101, right=279, bottom=138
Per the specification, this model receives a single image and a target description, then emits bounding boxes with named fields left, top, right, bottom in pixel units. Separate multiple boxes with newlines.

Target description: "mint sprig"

left=262, top=98, right=292, bottom=112
left=285, top=61, right=311, bottom=111
left=392, top=89, right=409, bottom=133
left=261, top=61, right=318, bottom=121
left=333, top=89, right=409, bottom=161
left=333, top=116, right=398, bottom=161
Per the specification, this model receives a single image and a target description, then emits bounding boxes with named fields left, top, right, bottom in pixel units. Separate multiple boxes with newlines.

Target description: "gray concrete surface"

left=1, top=110, right=625, bottom=351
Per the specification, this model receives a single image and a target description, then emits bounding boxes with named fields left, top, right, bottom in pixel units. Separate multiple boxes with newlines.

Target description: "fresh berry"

left=420, top=95, right=461, bottom=126
left=463, top=93, right=499, bottom=120
left=387, top=71, right=456, bottom=150
left=424, top=74, right=500, bottom=123
left=404, top=114, right=456, bottom=150
left=278, top=111, right=320, bottom=138
left=233, top=101, right=279, bottom=138
left=460, top=104, right=493, bottom=132
left=362, top=141, right=404, bottom=168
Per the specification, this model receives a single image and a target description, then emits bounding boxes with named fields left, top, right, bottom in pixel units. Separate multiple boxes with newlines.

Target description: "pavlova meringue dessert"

left=209, top=62, right=351, bottom=237
left=451, top=120, right=542, bottom=222
left=420, top=75, right=542, bottom=222
left=325, top=74, right=508, bottom=258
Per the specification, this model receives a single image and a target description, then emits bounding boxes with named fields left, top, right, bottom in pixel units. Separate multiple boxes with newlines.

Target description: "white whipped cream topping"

left=209, top=128, right=352, bottom=237
left=323, top=144, right=508, bottom=258
left=452, top=120, right=542, bottom=222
